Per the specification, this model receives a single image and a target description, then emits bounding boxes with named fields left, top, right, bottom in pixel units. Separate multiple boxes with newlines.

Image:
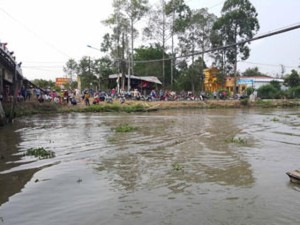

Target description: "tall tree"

left=103, top=1, right=130, bottom=91
left=119, top=0, right=149, bottom=90
left=177, top=8, right=216, bottom=93
left=77, top=56, right=97, bottom=90
left=165, top=0, right=191, bottom=88
left=143, top=0, right=171, bottom=87
left=212, top=0, right=260, bottom=93
left=63, top=59, right=78, bottom=81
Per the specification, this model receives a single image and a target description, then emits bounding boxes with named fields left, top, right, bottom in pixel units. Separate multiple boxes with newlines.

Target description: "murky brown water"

left=0, top=108, right=300, bottom=225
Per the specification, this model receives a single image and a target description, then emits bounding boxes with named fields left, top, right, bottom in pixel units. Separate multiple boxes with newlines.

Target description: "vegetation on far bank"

left=2, top=98, right=299, bottom=119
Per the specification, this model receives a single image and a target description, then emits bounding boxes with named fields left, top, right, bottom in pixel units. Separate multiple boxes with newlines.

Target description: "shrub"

left=286, top=86, right=300, bottom=99
left=257, top=84, right=279, bottom=99
left=246, top=87, right=255, bottom=96
left=240, top=98, right=249, bottom=106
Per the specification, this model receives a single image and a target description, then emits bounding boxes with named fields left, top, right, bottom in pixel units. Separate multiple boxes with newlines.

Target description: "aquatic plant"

left=240, top=98, right=249, bottom=106
left=271, top=117, right=280, bottom=122
left=25, top=147, right=55, bottom=159
left=172, top=162, right=184, bottom=171
left=225, top=137, right=247, bottom=145
left=115, top=124, right=138, bottom=133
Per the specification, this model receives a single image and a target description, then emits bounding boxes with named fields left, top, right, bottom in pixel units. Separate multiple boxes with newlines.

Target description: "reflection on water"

left=0, top=109, right=300, bottom=225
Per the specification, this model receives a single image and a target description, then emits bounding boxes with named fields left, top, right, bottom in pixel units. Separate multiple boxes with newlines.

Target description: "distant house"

left=203, top=67, right=284, bottom=93
left=237, top=76, right=284, bottom=91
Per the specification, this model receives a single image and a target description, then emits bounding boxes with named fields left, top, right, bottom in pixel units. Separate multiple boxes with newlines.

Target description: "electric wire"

left=131, top=22, right=300, bottom=64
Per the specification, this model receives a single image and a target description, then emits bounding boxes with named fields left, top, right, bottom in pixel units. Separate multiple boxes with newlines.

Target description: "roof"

left=109, top=74, right=162, bottom=85
left=239, top=76, right=284, bottom=82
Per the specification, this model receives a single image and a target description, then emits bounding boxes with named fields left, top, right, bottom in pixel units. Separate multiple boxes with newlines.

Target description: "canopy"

left=109, top=74, right=162, bottom=85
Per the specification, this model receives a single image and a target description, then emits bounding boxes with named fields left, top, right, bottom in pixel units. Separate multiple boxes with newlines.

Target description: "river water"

left=0, top=108, right=300, bottom=225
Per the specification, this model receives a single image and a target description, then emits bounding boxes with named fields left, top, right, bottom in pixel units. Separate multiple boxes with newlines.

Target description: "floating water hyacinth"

left=25, top=147, right=55, bottom=159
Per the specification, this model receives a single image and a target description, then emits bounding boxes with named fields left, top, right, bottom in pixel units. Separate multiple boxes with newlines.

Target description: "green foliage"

left=79, top=103, right=150, bottom=113
left=63, top=58, right=78, bottom=80
left=225, top=137, right=247, bottom=145
left=271, top=117, right=280, bottom=122
left=242, top=67, right=267, bottom=77
left=240, top=98, right=249, bottom=106
left=284, top=70, right=300, bottom=88
left=165, top=0, right=192, bottom=33
left=246, top=87, right=254, bottom=96
left=286, top=86, right=300, bottom=98
left=25, top=147, right=55, bottom=159
left=134, top=45, right=171, bottom=83
left=172, top=162, right=184, bottom=171
left=270, top=80, right=281, bottom=90
left=31, top=79, right=56, bottom=90
left=115, top=124, right=138, bottom=133
left=212, top=0, right=259, bottom=74
left=218, top=89, right=231, bottom=99
left=257, top=84, right=279, bottom=99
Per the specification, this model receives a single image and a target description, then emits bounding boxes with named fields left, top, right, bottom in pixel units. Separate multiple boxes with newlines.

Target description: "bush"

left=286, top=86, right=300, bottom=99
left=257, top=84, right=279, bottom=99
left=246, top=87, right=255, bottom=96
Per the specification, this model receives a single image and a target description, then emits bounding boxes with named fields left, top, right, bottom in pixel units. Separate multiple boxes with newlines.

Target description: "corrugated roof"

left=109, top=74, right=162, bottom=85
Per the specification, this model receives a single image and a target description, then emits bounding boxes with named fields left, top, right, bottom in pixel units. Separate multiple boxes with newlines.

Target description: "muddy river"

left=0, top=108, right=300, bottom=225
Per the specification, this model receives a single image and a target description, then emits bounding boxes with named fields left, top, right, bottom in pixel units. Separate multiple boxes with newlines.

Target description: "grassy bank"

left=2, top=99, right=300, bottom=119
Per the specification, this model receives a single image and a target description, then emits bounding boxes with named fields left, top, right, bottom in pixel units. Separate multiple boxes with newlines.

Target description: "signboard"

left=55, top=77, right=70, bottom=87
left=238, top=79, right=253, bottom=85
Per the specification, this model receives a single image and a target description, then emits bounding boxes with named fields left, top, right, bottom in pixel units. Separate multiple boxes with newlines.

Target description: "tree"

left=118, top=0, right=149, bottom=89
left=102, top=0, right=131, bottom=90
left=92, top=57, right=115, bottom=90
left=165, top=0, right=191, bottom=87
left=242, top=67, right=267, bottom=77
left=212, top=0, right=260, bottom=93
left=63, top=59, right=78, bottom=81
left=77, top=56, right=97, bottom=90
left=134, top=44, right=171, bottom=83
left=284, top=69, right=300, bottom=88
left=176, top=57, right=206, bottom=92
left=143, top=0, right=172, bottom=86
left=177, top=8, right=216, bottom=93
left=32, top=79, right=56, bottom=90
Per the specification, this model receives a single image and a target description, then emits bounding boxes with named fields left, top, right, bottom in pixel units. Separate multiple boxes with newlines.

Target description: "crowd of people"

left=0, top=85, right=250, bottom=106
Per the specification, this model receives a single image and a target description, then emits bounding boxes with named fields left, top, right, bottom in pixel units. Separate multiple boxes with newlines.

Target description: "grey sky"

left=1, top=0, right=300, bottom=81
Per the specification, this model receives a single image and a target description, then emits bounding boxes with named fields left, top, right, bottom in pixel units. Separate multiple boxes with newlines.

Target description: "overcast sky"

left=1, top=0, right=300, bottom=81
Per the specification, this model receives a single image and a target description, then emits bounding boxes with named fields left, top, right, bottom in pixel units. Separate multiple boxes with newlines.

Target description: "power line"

left=239, top=61, right=297, bottom=69
left=0, top=8, right=71, bottom=58
left=132, top=22, right=300, bottom=64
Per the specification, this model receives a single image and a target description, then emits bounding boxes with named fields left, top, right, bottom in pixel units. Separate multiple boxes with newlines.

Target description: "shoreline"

left=2, top=99, right=300, bottom=119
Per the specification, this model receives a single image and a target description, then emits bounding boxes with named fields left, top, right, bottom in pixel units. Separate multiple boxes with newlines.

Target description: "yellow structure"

left=204, top=67, right=222, bottom=92
left=203, top=67, right=237, bottom=94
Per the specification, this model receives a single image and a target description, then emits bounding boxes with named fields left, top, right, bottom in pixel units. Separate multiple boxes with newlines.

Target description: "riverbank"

left=2, top=98, right=300, bottom=119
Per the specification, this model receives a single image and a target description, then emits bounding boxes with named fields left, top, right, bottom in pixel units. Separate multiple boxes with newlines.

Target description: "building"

left=203, top=67, right=284, bottom=94
left=237, top=76, right=284, bottom=91
left=109, top=74, right=162, bottom=93
left=203, top=67, right=222, bottom=92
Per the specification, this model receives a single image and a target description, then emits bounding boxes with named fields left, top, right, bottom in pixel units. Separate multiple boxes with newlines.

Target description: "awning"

left=109, top=74, right=162, bottom=85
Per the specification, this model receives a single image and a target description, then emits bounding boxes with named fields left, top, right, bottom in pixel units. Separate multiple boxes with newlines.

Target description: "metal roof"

left=109, top=74, right=162, bottom=85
